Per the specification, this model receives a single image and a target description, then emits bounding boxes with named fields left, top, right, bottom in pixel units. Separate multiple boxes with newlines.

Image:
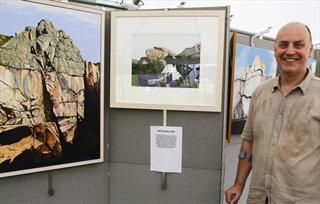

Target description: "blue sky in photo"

left=235, top=43, right=277, bottom=78
left=0, top=0, right=102, bottom=62
left=132, top=33, right=200, bottom=60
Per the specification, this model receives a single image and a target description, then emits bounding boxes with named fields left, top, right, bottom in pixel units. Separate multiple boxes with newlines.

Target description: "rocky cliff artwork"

left=231, top=43, right=277, bottom=134
left=131, top=34, right=200, bottom=88
left=0, top=0, right=104, bottom=177
left=110, top=11, right=225, bottom=112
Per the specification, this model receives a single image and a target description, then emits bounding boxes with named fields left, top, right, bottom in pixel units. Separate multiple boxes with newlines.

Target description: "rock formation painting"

left=231, top=43, right=277, bottom=134
left=132, top=34, right=200, bottom=88
left=0, top=0, right=103, bottom=177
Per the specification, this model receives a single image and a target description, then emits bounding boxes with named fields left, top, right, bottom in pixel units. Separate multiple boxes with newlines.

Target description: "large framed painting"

left=110, top=9, right=227, bottom=112
left=231, top=43, right=277, bottom=134
left=0, top=0, right=105, bottom=177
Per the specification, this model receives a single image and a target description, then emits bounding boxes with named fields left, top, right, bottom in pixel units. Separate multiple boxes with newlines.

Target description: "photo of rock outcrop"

left=231, top=43, right=276, bottom=134
left=0, top=0, right=104, bottom=177
left=131, top=34, right=200, bottom=88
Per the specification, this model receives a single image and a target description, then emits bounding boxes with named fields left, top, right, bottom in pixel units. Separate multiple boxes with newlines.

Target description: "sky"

left=0, top=0, right=103, bottom=62
left=121, top=0, right=320, bottom=47
left=235, top=43, right=277, bottom=78
left=132, top=33, right=200, bottom=60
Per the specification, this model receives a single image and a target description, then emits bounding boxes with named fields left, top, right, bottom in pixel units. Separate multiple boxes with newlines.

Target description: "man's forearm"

left=234, top=139, right=253, bottom=189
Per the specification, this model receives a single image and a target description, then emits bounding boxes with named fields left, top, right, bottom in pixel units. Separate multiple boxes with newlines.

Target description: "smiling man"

left=225, top=22, right=320, bottom=204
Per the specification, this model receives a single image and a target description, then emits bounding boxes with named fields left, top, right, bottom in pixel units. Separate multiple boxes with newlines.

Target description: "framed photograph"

left=0, top=0, right=105, bottom=177
left=110, top=9, right=227, bottom=112
left=231, top=43, right=277, bottom=134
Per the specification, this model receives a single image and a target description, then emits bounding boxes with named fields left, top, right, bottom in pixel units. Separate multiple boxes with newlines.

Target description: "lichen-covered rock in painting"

left=0, top=19, right=86, bottom=164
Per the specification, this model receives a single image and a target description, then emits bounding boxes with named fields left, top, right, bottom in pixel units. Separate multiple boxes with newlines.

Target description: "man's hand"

left=225, top=184, right=243, bottom=204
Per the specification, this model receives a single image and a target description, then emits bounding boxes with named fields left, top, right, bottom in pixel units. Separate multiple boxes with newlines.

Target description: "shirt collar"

left=272, top=76, right=281, bottom=93
left=272, top=69, right=312, bottom=95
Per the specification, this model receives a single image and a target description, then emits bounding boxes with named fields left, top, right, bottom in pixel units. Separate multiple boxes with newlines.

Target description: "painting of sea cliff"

left=231, top=43, right=276, bottom=134
left=0, top=0, right=105, bottom=177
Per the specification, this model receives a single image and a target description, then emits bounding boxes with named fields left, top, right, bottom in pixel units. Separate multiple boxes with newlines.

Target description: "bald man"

left=225, top=22, right=320, bottom=204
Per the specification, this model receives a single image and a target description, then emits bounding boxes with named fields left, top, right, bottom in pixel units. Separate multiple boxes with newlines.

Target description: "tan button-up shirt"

left=242, top=70, right=320, bottom=204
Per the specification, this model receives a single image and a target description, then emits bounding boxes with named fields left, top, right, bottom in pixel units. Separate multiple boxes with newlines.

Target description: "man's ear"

left=309, top=45, right=314, bottom=58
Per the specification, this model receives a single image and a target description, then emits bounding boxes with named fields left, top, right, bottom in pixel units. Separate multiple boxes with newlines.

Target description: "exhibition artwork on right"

left=231, top=43, right=277, bottom=134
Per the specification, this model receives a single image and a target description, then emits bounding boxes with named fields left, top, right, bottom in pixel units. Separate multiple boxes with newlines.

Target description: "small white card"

left=150, top=126, right=182, bottom=173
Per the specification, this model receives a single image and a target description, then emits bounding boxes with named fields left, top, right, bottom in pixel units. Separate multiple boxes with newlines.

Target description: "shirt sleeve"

left=241, top=90, right=256, bottom=141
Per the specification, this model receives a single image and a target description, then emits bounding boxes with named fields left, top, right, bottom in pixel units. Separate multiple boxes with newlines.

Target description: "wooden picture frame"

left=227, top=32, right=237, bottom=143
left=110, top=9, right=227, bottom=112
left=0, top=0, right=105, bottom=178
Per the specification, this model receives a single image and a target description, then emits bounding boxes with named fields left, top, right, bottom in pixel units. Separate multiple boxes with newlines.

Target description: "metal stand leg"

left=48, top=172, right=54, bottom=196
left=161, top=172, right=167, bottom=190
